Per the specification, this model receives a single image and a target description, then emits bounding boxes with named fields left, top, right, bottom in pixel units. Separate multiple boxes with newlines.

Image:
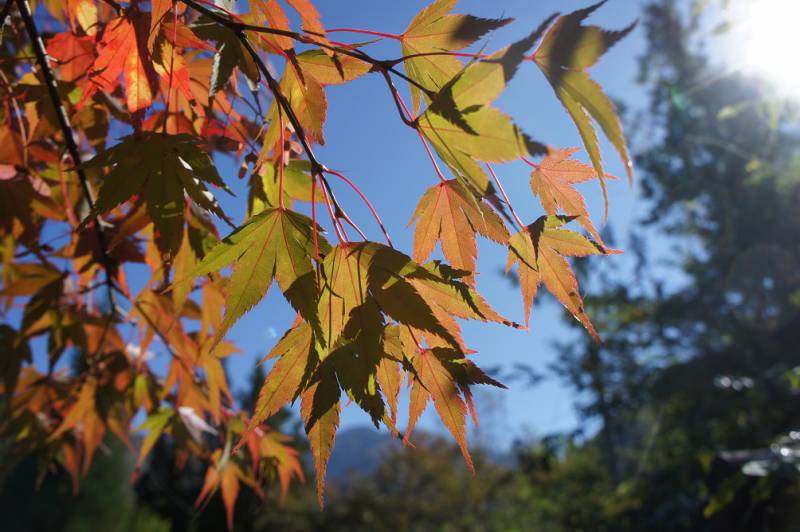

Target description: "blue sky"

left=215, top=0, right=654, bottom=447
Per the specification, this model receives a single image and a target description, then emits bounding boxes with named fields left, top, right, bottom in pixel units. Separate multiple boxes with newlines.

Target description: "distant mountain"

left=324, top=426, right=516, bottom=483
left=325, top=427, right=399, bottom=482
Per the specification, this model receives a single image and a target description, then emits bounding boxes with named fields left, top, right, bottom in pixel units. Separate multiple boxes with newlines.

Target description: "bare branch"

left=16, top=0, right=117, bottom=313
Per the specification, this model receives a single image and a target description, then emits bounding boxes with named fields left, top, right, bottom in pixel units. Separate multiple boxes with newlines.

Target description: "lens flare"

left=740, top=0, right=800, bottom=96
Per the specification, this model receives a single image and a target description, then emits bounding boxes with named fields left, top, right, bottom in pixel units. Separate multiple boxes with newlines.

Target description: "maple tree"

left=0, top=0, right=634, bottom=525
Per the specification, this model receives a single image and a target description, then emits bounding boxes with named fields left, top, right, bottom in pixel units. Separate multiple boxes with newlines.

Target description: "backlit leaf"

left=412, top=348, right=473, bottom=471
left=401, top=0, right=511, bottom=111
left=410, top=179, right=509, bottom=278
left=85, top=133, right=230, bottom=260
left=88, top=12, right=160, bottom=113
left=533, top=1, right=636, bottom=217
left=301, top=363, right=341, bottom=507
left=190, top=208, right=325, bottom=346
left=530, top=147, right=616, bottom=243
left=506, top=215, right=618, bottom=339
left=243, top=323, right=315, bottom=440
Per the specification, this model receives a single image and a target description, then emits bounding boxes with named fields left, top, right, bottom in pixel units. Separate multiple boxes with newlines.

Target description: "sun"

left=739, top=0, right=800, bottom=96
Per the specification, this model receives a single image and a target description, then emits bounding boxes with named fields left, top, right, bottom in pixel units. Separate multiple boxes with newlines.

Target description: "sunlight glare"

left=741, top=0, right=800, bottom=97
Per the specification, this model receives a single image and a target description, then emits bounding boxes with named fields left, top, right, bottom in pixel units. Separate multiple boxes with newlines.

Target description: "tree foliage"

left=0, top=0, right=634, bottom=522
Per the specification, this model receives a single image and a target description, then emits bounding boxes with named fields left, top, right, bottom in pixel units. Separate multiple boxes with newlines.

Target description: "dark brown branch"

left=0, top=0, right=13, bottom=30
left=180, top=0, right=369, bottom=231
left=238, top=36, right=325, bottom=171
left=16, top=0, right=117, bottom=313
left=180, top=0, right=429, bottom=243
left=179, top=0, right=433, bottom=98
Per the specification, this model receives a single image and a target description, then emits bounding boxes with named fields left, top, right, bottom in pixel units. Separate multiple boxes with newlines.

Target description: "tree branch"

left=0, top=0, right=13, bottom=30
left=16, top=0, right=117, bottom=313
left=179, top=0, right=433, bottom=100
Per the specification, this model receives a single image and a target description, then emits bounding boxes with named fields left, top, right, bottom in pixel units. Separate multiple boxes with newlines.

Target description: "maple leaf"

left=410, top=261, right=520, bottom=341
left=136, top=407, right=176, bottom=467
left=149, top=0, right=175, bottom=52
left=68, top=0, right=98, bottom=36
left=401, top=0, right=511, bottom=111
left=259, top=49, right=371, bottom=157
left=87, top=12, right=160, bottom=113
left=286, top=0, right=326, bottom=37
left=50, top=378, right=106, bottom=472
left=416, top=28, right=551, bottom=193
left=243, top=322, right=315, bottom=438
left=506, top=215, right=619, bottom=340
left=424, top=23, right=552, bottom=136
left=47, top=32, right=95, bottom=82
left=410, top=179, right=508, bottom=279
left=418, top=107, right=541, bottom=165
left=294, top=49, right=370, bottom=85
left=301, top=361, right=341, bottom=508
left=190, top=208, right=327, bottom=346
left=0, top=0, right=638, bottom=516
left=191, top=22, right=260, bottom=97
left=333, top=299, right=391, bottom=426
left=530, top=147, right=616, bottom=243
left=533, top=1, right=636, bottom=218
left=260, top=53, right=336, bottom=153
left=315, top=244, right=374, bottom=354
left=410, top=347, right=472, bottom=470
left=153, top=40, right=197, bottom=112
left=377, top=327, right=405, bottom=425
left=85, top=133, right=231, bottom=260
left=252, top=0, right=294, bottom=52
left=195, top=449, right=243, bottom=531
left=318, top=243, right=464, bottom=356
left=255, top=430, right=305, bottom=502
left=248, top=159, right=324, bottom=216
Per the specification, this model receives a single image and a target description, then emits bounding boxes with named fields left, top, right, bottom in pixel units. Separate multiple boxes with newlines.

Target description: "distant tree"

left=550, top=0, right=800, bottom=529
left=0, top=438, right=169, bottom=532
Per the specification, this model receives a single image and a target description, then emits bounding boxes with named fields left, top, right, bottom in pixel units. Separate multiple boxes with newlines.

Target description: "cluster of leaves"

left=0, top=0, right=633, bottom=524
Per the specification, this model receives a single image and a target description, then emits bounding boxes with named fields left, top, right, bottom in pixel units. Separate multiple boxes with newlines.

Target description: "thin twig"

left=485, top=163, right=524, bottom=229
left=16, top=0, right=117, bottom=313
left=394, top=91, right=448, bottom=183
left=326, top=27, right=401, bottom=40
left=325, top=168, right=393, bottom=247
left=180, top=0, right=433, bottom=96
left=181, top=0, right=364, bottom=238
left=311, top=175, right=320, bottom=259
left=317, top=174, right=346, bottom=244
left=378, top=68, right=416, bottom=127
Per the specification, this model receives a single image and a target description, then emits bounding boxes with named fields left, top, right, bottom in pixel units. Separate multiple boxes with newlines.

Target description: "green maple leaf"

left=190, top=21, right=260, bottom=97
left=415, top=16, right=554, bottom=193
left=242, top=322, right=316, bottom=442
left=190, top=208, right=328, bottom=346
left=248, top=159, right=323, bottom=217
left=401, top=0, right=511, bottom=112
left=85, top=133, right=232, bottom=260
